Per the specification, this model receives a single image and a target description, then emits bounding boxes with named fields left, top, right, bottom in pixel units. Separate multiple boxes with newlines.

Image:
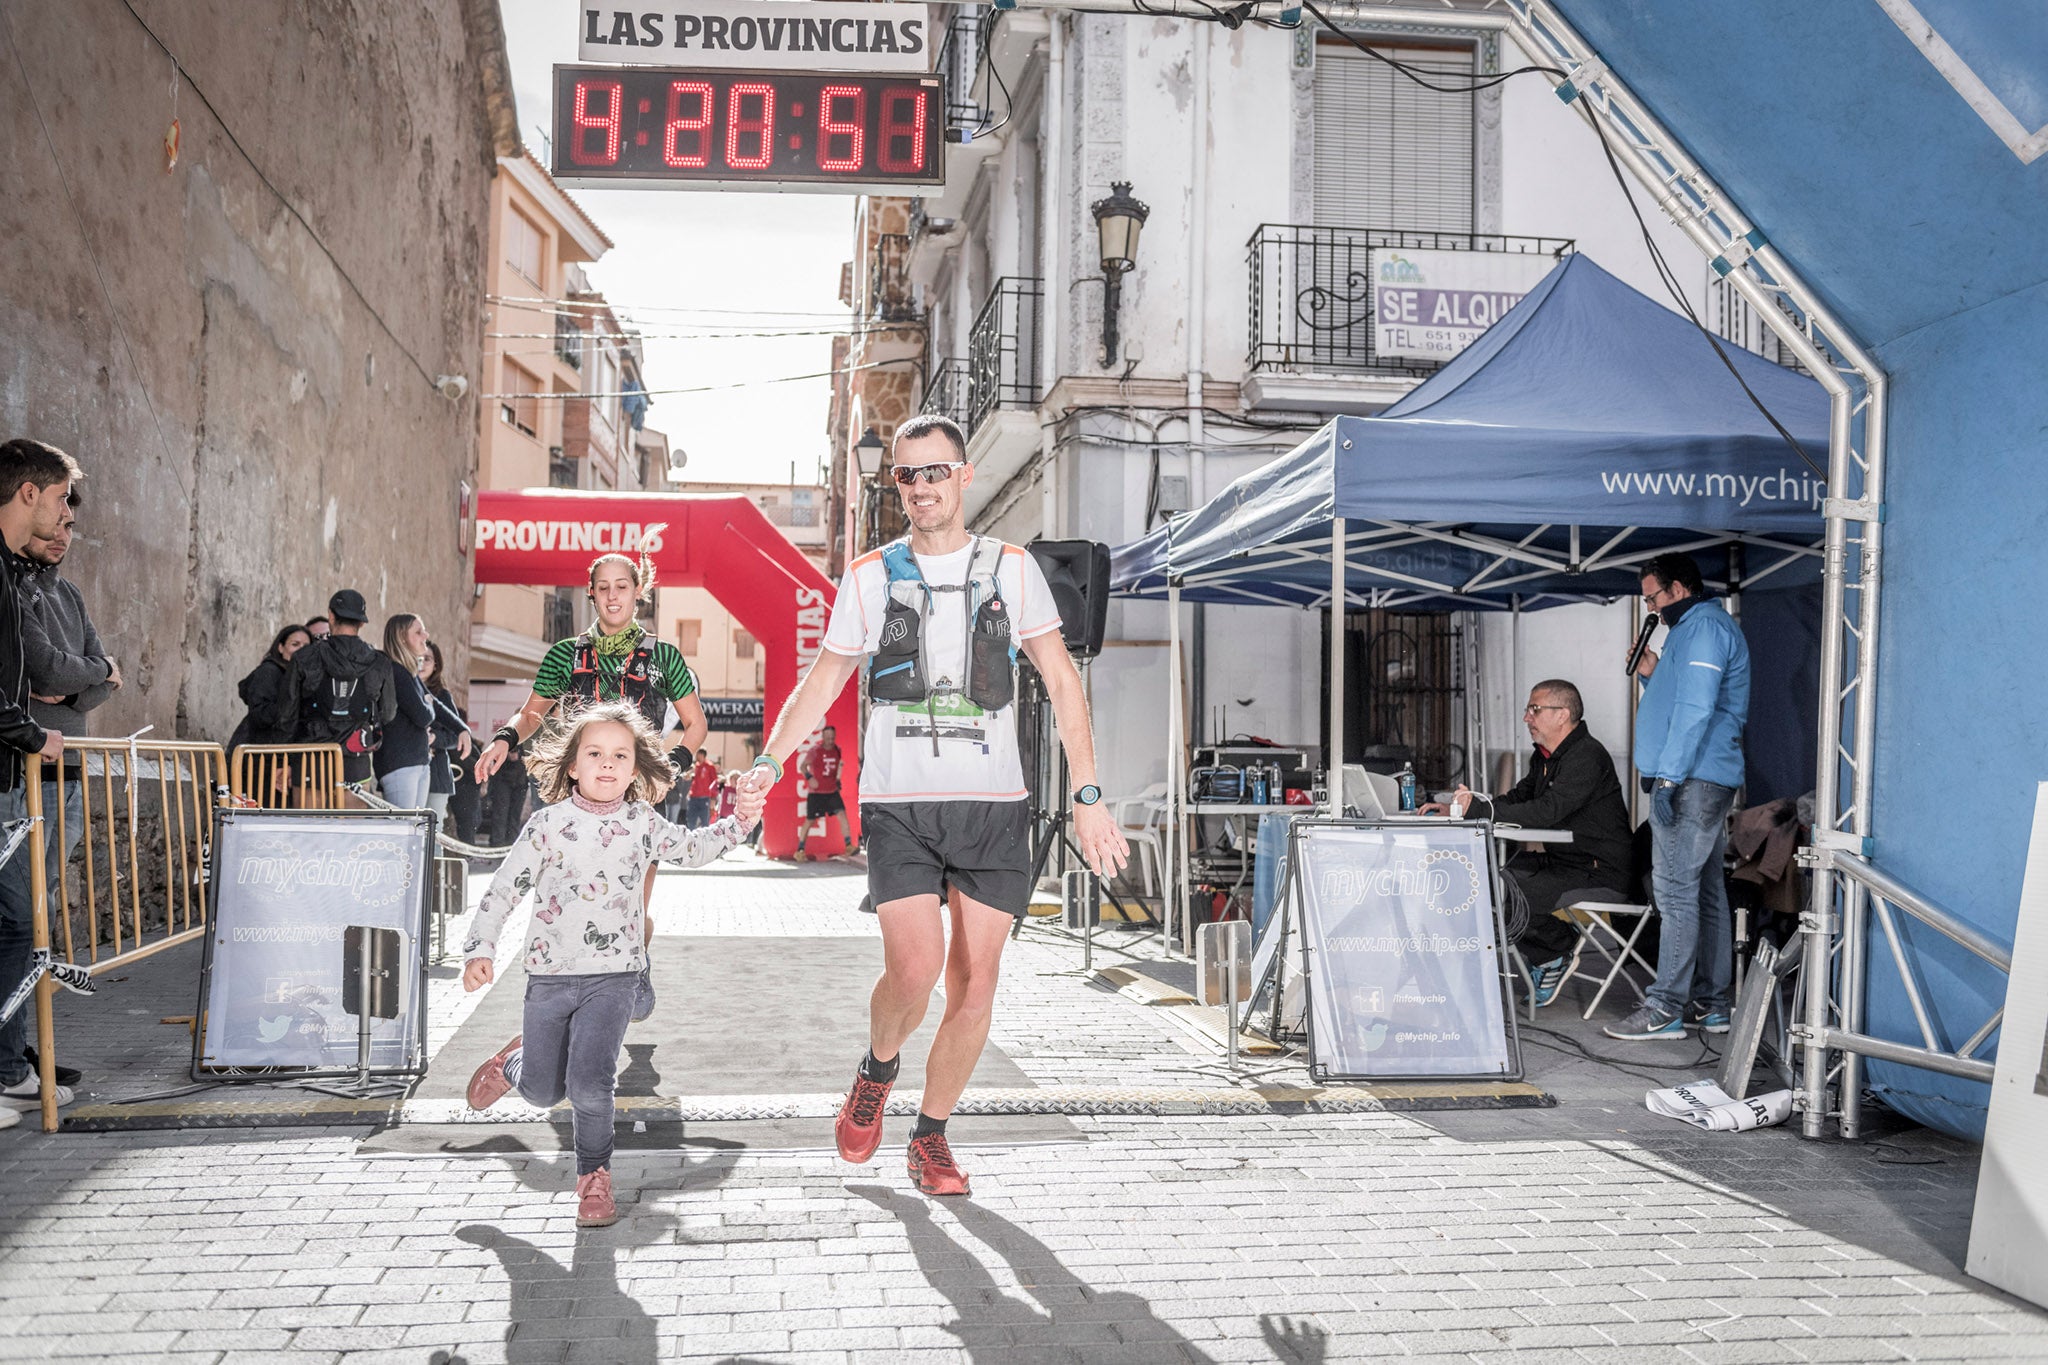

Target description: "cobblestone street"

left=1, top=855, right=2041, bottom=1363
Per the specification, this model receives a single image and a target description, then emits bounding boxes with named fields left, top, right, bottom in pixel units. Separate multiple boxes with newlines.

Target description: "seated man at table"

left=1424, top=678, right=1634, bottom=1006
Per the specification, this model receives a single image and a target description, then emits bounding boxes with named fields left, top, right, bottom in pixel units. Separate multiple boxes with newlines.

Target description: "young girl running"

left=461, top=702, right=761, bottom=1227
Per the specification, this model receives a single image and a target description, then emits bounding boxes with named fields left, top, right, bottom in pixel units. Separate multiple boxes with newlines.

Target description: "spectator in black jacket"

left=1427, top=678, right=1634, bottom=1006
left=420, top=641, right=472, bottom=824
left=0, top=438, right=80, bottom=1118
left=228, top=624, right=312, bottom=753
left=282, top=589, right=397, bottom=785
left=372, top=614, right=436, bottom=810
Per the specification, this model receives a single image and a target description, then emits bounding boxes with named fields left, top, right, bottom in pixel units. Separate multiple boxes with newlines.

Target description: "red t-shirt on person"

left=803, top=743, right=842, bottom=795
left=689, top=759, right=719, bottom=799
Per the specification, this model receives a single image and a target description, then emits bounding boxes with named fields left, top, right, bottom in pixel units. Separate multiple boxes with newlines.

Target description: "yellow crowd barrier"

left=25, top=739, right=230, bottom=1132
left=229, top=743, right=347, bottom=809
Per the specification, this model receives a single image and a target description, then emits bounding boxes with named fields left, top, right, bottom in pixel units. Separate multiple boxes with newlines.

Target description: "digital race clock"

left=550, top=64, right=943, bottom=192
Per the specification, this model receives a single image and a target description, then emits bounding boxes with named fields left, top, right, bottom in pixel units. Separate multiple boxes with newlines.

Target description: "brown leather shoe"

left=466, top=1034, right=522, bottom=1111
left=907, top=1132, right=970, bottom=1197
left=576, top=1168, right=617, bottom=1227
left=834, top=1068, right=893, bottom=1164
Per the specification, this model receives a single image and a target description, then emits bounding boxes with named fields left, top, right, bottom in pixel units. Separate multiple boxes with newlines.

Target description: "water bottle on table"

left=1398, top=761, right=1417, bottom=812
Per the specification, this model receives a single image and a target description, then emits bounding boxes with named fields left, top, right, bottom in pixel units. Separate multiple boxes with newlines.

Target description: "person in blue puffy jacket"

left=1607, top=552, right=1750, bottom=1043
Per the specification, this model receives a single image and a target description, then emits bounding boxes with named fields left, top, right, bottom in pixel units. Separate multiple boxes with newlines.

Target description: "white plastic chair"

left=1109, top=783, right=1167, bottom=898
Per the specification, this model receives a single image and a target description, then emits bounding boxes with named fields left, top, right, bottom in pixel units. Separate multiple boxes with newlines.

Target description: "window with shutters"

left=1312, top=43, right=1475, bottom=231
left=732, top=629, right=756, bottom=659
left=506, top=207, right=546, bottom=285
left=676, top=619, right=702, bottom=655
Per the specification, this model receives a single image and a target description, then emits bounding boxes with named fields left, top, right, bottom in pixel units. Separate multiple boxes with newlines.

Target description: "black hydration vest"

left=866, top=537, right=1017, bottom=725
left=568, top=634, right=670, bottom=732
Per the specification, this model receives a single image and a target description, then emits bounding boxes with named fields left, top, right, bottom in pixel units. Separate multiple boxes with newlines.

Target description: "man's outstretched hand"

left=473, top=737, right=511, bottom=783
left=1073, top=802, right=1130, bottom=882
left=734, top=775, right=768, bottom=827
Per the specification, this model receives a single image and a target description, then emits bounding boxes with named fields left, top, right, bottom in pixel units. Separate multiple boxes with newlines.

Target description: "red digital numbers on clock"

left=569, top=79, right=623, bottom=166
left=663, top=81, right=714, bottom=169
left=554, top=66, right=942, bottom=188
left=818, top=86, right=866, bottom=173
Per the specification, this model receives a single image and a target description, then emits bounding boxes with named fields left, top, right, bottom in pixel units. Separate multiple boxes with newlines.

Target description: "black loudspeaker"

left=1026, top=539, right=1112, bottom=659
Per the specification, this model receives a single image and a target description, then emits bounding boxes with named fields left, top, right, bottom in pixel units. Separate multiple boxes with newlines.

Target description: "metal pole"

left=354, top=928, right=374, bottom=1089
left=1328, top=518, right=1346, bottom=817
left=1167, top=579, right=1185, bottom=959
left=1083, top=871, right=1097, bottom=974
left=1226, top=917, right=1240, bottom=1071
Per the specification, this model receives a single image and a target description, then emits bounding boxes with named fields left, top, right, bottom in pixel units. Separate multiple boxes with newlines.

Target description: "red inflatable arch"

left=472, top=489, right=855, bottom=860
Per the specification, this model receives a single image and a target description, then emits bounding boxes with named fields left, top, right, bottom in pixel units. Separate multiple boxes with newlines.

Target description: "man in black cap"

left=282, top=589, right=397, bottom=784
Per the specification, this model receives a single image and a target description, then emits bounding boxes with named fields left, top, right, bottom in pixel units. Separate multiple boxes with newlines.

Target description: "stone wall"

left=0, top=0, right=517, bottom=740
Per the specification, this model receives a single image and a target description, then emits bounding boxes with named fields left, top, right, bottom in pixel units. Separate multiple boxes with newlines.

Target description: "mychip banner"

left=197, top=811, right=432, bottom=1075
left=1293, top=821, right=1518, bottom=1080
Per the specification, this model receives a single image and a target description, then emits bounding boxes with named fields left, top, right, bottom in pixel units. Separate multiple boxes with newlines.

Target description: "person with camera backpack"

left=282, top=588, right=397, bottom=784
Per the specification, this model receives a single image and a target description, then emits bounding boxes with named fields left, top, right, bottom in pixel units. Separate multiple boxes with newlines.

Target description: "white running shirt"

left=822, top=538, right=1062, bottom=802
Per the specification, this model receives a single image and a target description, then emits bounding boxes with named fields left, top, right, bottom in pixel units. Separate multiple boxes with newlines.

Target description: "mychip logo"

left=234, top=838, right=415, bottom=909
left=1317, top=848, right=1480, bottom=919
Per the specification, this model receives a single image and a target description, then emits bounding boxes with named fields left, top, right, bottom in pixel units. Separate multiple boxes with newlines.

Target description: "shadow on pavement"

left=452, top=1138, right=745, bottom=1364
left=850, top=1183, right=1223, bottom=1363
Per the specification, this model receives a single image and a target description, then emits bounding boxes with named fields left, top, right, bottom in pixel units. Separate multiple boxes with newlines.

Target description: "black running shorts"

left=863, top=800, right=1032, bottom=918
left=805, top=791, right=846, bottom=819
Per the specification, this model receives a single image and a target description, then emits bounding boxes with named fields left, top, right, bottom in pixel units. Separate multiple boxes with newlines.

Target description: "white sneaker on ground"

left=0, top=1073, right=74, bottom=1110
left=0, top=1106, right=19, bottom=1129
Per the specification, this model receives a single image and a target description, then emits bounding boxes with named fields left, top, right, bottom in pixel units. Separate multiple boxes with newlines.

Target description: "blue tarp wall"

left=1560, top=0, right=2048, bottom=1137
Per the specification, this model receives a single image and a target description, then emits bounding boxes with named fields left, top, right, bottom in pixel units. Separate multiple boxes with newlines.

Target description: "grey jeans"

left=513, top=971, right=636, bottom=1174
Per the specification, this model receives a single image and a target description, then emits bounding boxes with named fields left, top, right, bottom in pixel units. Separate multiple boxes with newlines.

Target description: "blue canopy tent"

left=1114, top=254, right=1829, bottom=609
left=1109, top=252, right=1830, bottom=946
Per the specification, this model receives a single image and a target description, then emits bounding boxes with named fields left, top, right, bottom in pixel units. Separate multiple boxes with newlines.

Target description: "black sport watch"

left=1073, top=784, right=1102, bottom=806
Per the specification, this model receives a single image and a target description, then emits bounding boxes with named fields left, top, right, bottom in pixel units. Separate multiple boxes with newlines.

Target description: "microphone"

left=1625, top=612, right=1659, bottom=677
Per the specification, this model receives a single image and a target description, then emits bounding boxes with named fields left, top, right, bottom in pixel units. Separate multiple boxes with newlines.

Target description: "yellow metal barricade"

left=26, top=739, right=230, bottom=1132
left=230, top=743, right=347, bottom=809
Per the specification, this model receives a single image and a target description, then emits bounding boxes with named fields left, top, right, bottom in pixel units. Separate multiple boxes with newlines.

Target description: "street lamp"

left=855, top=426, right=886, bottom=480
left=1090, top=181, right=1150, bottom=369
left=854, top=426, right=886, bottom=550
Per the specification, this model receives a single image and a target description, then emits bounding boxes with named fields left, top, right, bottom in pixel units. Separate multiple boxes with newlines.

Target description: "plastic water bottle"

left=1398, top=762, right=1418, bottom=812
left=1249, top=770, right=1268, bottom=805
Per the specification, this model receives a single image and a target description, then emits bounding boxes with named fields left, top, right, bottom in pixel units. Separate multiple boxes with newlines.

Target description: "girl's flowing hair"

left=527, top=700, right=678, bottom=805
left=587, top=549, right=658, bottom=604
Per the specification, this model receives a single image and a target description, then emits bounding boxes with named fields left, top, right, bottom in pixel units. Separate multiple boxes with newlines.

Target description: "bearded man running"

left=741, top=414, right=1127, bottom=1197
left=474, top=551, right=708, bottom=1019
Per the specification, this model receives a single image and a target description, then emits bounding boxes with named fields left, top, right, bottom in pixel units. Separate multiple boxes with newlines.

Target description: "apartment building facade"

left=469, top=151, right=671, bottom=733
left=830, top=5, right=1772, bottom=798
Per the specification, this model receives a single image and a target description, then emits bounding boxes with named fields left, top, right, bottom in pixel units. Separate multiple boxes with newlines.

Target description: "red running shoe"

left=834, top=1068, right=893, bottom=1164
left=907, top=1132, right=970, bottom=1197
left=576, top=1168, right=617, bottom=1227
left=467, top=1034, right=522, bottom=1111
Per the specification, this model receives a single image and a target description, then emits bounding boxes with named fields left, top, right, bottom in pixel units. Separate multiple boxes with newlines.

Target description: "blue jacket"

left=1633, top=596, right=1750, bottom=789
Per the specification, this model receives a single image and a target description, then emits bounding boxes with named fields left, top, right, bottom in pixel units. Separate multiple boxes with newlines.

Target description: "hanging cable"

left=482, top=356, right=913, bottom=401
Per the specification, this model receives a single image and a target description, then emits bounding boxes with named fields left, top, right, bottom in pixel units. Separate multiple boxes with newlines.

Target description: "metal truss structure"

left=998, top=0, right=2012, bottom=1139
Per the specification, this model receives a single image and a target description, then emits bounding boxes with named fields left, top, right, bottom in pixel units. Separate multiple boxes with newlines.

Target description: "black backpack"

left=303, top=648, right=382, bottom=755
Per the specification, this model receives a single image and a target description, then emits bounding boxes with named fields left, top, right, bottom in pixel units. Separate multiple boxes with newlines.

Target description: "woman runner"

left=473, top=550, right=708, bottom=1020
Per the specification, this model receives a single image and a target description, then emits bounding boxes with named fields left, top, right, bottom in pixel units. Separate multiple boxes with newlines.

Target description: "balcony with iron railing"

left=938, top=11, right=988, bottom=134
left=921, top=356, right=972, bottom=431
left=1708, top=276, right=1809, bottom=374
left=757, top=499, right=827, bottom=546
left=554, top=311, right=583, bottom=371
left=967, top=277, right=1042, bottom=435
left=866, top=233, right=919, bottom=325
left=1246, top=226, right=1574, bottom=380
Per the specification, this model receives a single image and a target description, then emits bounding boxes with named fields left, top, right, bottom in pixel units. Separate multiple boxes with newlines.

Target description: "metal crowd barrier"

left=24, top=739, right=230, bottom=1131
left=229, top=743, right=347, bottom=809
